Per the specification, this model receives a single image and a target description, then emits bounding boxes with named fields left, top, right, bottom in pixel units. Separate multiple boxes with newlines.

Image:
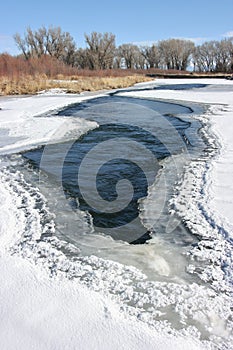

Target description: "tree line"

left=14, top=26, right=233, bottom=73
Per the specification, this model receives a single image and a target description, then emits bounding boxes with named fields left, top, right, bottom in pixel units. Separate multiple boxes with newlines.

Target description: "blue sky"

left=1, top=0, right=233, bottom=54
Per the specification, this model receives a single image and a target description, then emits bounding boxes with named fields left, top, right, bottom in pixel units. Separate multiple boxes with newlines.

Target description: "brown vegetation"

left=1, top=50, right=232, bottom=96
left=0, top=74, right=152, bottom=95
left=0, top=54, right=77, bottom=77
left=0, top=54, right=152, bottom=95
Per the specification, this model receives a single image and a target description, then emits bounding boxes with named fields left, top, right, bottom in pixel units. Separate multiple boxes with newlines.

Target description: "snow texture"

left=1, top=81, right=233, bottom=349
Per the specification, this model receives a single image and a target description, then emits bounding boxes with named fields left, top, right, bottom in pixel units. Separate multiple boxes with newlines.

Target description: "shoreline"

left=0, top=79, right=233, bottom=349
left=120, top=78, right=233, bottom=292
left=120, top=78, right=233, bottom=231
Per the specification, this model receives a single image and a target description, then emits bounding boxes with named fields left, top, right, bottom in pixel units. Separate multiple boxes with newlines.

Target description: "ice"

left=1, top=81, right=233, bottom=349
left=0, top=93, right=100, bottom=154
left=120, top=79, right=233, bottom=291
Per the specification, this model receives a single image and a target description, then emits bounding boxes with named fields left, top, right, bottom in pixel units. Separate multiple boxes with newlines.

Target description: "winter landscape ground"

left=0, top=78, right=233, bottom=350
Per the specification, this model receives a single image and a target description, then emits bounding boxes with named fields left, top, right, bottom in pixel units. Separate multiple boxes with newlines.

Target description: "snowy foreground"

left=0, top=80, right=233, bottom=350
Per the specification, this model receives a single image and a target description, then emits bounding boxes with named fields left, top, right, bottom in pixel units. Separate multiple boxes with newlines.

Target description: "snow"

left=121, top=79, right=233, bottom=292
left=0, top=158, right=206, bottom=350
left=121, top=78, right=233, bottom=232
left=0, top=93, right=100, bottom=154
left=0, top=81, right=233, bottom=349
left=1, top=254, right=205, bottom=350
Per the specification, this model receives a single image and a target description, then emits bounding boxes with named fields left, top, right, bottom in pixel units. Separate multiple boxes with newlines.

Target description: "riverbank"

left=0, top=79, right=233, bottom=349
left=0, top=74, right=152, bottom=95
left=120, top=78, right=233, bottom=233
left=1, top=71, right=231, bottom=96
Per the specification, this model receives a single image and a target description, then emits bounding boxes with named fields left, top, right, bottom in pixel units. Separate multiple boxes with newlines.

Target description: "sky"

left=1, top=0, right=233, bottom=55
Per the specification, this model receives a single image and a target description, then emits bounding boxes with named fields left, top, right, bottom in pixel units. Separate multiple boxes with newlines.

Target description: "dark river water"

left=22, top=88, right=205, bottom=259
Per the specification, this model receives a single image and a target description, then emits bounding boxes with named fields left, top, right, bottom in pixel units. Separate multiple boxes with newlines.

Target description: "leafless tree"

left=193, top=39, right=233, bottom=72
left=135, top=49, right=146, bottom=69
left=74, top=48, right=88, bottom=69
left=14, top=26, right=76, bottom=65
left=84, top=32, right=116, bottom=69
left=215, top=39, right=233, bottom=72
left=14, top=27, right=233, bottom=73
left=192, top=41, right=217, bottom=72
left=14, top=32, right=31, bottom=60
left=158, top=39, right=194, bottom=70
left=140, top=44, right=161, bottom=69
left=117, top=44, right=143, bottom=69
left=112, top=50, right=121, bottom=69
left=158, top=39, right=173, bottom=69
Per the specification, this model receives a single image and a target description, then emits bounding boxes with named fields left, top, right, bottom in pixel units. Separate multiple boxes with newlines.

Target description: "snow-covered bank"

left=121, top=78, right=233, bottom=291
left=0, top=167, right=219, bottom=350
left=2, top=253, right=206, bottom=350
left=122, top=78, right=233, bottom=232
left=0, top=82, right=233, bottom=349
left=0, top=93, right=100, bottom=154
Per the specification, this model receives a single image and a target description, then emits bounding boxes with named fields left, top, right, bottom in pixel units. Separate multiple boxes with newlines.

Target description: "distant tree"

left=112, top=47, right=122, bottom=69
left=215, top=39, right=233, bottom=72
left=158, top=39, right=174, bottom=69
left=14, top=26, right=77, bottom=65
left=192, top=41, right=217, bottom=72
left=193, top=39, right=233, bottom=73
left=230, top=37, right=233, bottom=72
left=134, top=48, right=145, bottom=69
left=13, top=27, right=233, bottom=73
left=117, top=44, right=143, bottom=69
left=140, top=44, right=161, bottom=69
left=14, top=33, right=31, bottom=60
left=74, top=48, right=89, bottom=69
left=158, top=39, right=194, bottom=70
left=84, top=32, right=116, bottom=69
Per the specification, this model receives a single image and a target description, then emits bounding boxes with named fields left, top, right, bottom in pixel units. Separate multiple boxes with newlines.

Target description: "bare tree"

left=140, top=44, right=161, bottom=69
left=158, top=39, right=173, bottom=69
left=192, top=41, right=217, bottom=72
left=84, top=32, right=116, bottom=69
left=117, top=44, right=142, bottom=69
left=174, top=39, right=195, bottom=70
left=14, top=26, right=76, bottom=65
left=215, top=39, right=233, bottom=72
left=158, top=39, right=194, bottom=70
left=14, top=32, right=31, bottom=60
left=14, top=27, right=233, bottom=73
left=135, top=49, right=146, bottom=69
left=74, top=48, right=88, bottom=69
left=112, top=47, right=123, bottom=68
left=193, top=39, right=233, bottom=73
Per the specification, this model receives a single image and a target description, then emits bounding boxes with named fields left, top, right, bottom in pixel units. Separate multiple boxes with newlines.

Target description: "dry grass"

left=1, top=54, right=230, bottom=95
left=0, top=54, right=153, bottom=95
left=0, top=74, right=152, bottom=95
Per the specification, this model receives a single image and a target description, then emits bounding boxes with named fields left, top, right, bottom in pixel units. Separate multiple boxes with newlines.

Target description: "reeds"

left=0, top=74, right=152, bottom=95
left=0, top=54, right=154, bottom=95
